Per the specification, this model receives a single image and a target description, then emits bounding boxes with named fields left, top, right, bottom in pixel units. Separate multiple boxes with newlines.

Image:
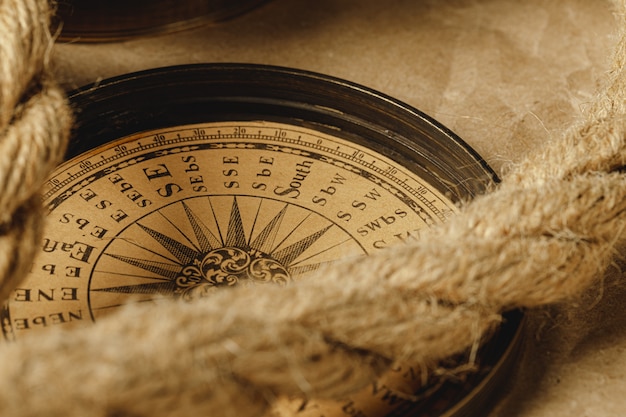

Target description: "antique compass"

left=54, top=0, right=269, bottom=41
left=2, top=64, right=522, bottom=416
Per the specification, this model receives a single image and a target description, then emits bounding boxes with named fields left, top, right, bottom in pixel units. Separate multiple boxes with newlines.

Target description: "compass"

left=54, top=0, right=269, bottom=41
left=2, top=64, right=522, bottom=416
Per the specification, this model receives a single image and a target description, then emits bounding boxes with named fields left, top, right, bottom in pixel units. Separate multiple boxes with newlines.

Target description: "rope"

left=0, top=1, right=624, bottom=416
left=0, top=0, right=70, bottom=303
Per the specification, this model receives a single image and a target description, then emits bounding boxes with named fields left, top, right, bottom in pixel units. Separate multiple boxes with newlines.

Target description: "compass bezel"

left=68, top=64, right=497, bottom=205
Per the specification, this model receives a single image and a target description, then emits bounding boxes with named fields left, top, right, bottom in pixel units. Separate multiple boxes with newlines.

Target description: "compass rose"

left=88, top=195, right=365, bottom=318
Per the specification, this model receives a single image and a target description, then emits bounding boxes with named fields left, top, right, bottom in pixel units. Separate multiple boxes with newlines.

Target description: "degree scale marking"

left=4, top=120, right=462, bottom=417
left=43, top=123, right=453, bottom=222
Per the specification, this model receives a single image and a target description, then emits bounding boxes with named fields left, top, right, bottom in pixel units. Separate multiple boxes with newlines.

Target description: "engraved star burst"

left=88, top=196, right=364, bottom=317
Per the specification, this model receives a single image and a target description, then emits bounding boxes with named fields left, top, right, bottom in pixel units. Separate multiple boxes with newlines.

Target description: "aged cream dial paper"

left=3, top=121, right=455, bottom=336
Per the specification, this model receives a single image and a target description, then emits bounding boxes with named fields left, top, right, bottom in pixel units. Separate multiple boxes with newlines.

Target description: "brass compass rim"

left=67, top=63, right=498, bottom=202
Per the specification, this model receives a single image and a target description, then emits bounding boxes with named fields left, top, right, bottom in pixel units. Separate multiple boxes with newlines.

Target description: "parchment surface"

left=52, top=1, right=624, bottom=415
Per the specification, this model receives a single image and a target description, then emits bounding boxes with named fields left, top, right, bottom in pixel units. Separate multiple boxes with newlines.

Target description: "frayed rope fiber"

left=0, top=0, right=71, bottom=306
left=0, top=1, right=625, bottom=416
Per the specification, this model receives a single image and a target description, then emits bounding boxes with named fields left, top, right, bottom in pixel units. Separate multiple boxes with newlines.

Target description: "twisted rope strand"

left=0, top=1, right=624, bottom=417
left=0, top=0, right=70, bottom=301
left=0, top=0, right=49, bottom=128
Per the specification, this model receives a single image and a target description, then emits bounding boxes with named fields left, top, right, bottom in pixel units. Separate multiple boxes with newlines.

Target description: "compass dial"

left=9, top=120, right=455, bottom=325
left=0, top=65, right=521, bottom=417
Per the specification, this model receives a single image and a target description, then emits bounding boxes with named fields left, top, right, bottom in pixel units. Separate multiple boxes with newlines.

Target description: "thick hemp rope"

left=0, top=1, right=70, bottom=302
left=1, top=1, right=626, bottom=417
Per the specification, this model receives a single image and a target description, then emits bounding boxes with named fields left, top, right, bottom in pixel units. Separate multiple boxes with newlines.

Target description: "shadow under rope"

left=490, top=254, right=626, bottom=417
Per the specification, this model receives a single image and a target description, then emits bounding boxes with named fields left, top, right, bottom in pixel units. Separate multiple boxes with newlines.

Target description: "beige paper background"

left=52, top=0, right=625, bottom=415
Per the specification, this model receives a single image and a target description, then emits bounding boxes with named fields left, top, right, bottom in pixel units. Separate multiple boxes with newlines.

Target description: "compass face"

left=4, top=120, right=456, bottom=330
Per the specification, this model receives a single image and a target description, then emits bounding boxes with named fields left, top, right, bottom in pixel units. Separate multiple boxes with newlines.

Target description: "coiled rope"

left=0, top=1, right=624, bottom=416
